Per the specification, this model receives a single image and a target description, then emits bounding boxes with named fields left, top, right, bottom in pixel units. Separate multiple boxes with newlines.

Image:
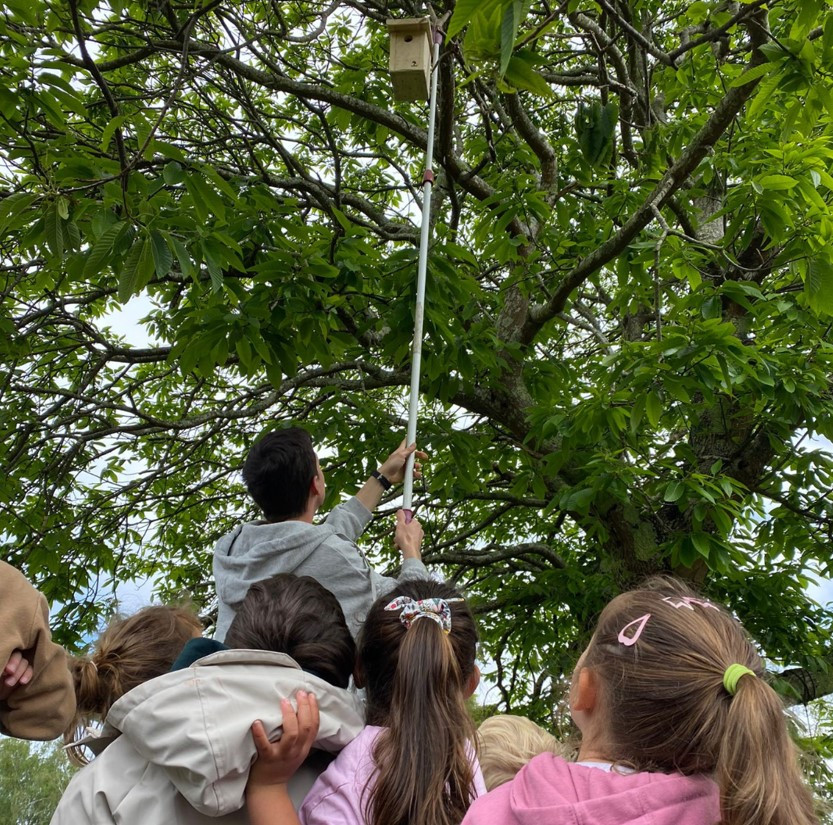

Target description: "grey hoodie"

left=213, top=496, right=429, bottom=640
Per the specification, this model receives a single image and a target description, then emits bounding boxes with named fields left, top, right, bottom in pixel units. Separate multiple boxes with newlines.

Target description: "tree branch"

left=522, top=10, right=768, bottom=344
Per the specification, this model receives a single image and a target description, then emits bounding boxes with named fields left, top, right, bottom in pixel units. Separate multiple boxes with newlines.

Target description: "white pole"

left=402, top=29, right=441, bottom=521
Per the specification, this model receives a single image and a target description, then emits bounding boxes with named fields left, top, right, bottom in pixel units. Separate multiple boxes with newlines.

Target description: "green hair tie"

left=723, top=663, right=755, bottom=696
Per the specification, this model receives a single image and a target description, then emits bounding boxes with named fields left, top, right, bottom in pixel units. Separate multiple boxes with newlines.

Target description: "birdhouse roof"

left=386, top=17, right=432, bottom=36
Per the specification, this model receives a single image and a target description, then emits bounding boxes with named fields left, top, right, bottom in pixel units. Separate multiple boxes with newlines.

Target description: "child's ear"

left=571, top=667, right=598, bottom=713
left=465, top=665, right=481, bottom=699
left=353, top=660, right=365, bottom=689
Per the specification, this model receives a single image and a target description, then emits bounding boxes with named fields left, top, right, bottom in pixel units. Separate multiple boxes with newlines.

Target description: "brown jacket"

left=0, top=560, right=75, bottom=739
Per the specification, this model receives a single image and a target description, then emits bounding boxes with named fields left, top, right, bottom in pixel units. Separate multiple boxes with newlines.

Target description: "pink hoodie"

left=461, top=754, right=720, bottom=825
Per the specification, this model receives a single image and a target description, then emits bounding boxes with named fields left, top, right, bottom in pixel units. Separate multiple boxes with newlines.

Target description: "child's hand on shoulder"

left=0, top=651, right=33, bottom=701
left=247, top=691, right=319, bottom=792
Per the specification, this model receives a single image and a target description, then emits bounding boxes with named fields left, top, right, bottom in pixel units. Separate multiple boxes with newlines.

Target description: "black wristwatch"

left=371, top=470, right=392, bottom=490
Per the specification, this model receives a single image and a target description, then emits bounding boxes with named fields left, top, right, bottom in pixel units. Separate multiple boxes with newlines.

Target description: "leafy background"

left=0, top=0, right=832, bottom=807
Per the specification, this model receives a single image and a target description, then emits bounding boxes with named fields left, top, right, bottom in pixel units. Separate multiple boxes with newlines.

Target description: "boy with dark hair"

left=242, top=429, right=319, bottom=522
left=213, top=429, right=428, bottom=640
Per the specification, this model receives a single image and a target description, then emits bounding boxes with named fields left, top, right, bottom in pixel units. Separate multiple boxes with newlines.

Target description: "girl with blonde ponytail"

left=245, top=578, right=486, bottom=825
left=64, top=605, right=202, bottom=764
left=462, top=577, right=819, bottom=825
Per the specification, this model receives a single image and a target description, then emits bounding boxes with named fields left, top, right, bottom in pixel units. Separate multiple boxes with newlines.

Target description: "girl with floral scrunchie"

left=246, top=578, right=487, bottom=825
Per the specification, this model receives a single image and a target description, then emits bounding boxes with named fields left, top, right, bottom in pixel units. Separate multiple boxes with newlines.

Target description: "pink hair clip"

left=661, top=596, right=719, bottom=611
left=618, top=613, right=651, bottom=646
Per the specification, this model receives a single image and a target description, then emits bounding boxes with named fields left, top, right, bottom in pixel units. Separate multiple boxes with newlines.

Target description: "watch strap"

left=371, top=470, right=392, bottom=490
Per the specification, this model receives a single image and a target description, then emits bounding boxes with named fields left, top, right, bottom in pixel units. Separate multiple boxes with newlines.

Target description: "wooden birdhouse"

left=387, top=18, right=432, bottom=101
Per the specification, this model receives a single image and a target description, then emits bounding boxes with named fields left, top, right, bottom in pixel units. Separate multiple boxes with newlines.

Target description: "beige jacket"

left=50, top=649, right=364, bottom=824
left=0, top=560, right=75, bottom=740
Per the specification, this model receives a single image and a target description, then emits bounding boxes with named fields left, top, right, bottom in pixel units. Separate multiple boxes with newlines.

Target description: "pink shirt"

left=461, top=754, right=720, bottom=825
left=300, top=725, right=488, bottom=825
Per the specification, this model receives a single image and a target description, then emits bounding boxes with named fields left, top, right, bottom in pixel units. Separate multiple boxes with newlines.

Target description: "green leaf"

left=65, top=221, right=80, bottom=250
left=790, top=0, right=820, bottom=39
left=687, top=0, right=709, bottom=23
left=236, top=336, right=254, bottom=371
left=0, top=192, right=38, bottom=234
left=150, top=229, right=173, bottom=277
left=3, top=0, right=39, bottom=24
left=0, top=87, right=17, bottom=120
left=201, top=240, right=224, bottom=291
left=99, top=114, right=126, bottom=153
left=645, top=390, right=662, bottom=428
left=133, top=114, right=154, bottom=159
left=716, top=354, right=733, bottom=393
left=169, top=236, right=195, bottom=279
left=118, top=236, right=154, bottom=302
left=560, top=487, right=595, bottom=514
left=330, top=207, right=352, bottom=232
left=447, top=0, right=503, bottom=40
left=463, top=2, right=503, bottom=61
left=728, top=62, right=774, bottom=88
left=813, top=83, right=833, bottom=120
left=504, top=51, right=554, bottom=98
left=84, top=222, right=125, bottom=278
left=154, top=141, right=187, bottom=162
left=779, top=100, right=802, bottom=142
left=163, top=161, right=184, bottom=185
left=824, top=11, right=833, bottom=61
left=575, top=99, right=618, bottom=166
left=747, top=72, right=781, bottom=120
left=757, top=174, right=798, bottom=191
left=629, top=393, right=645, bottom=437
left=184, top=173, right=225, bottom=222
left=499, top=1, right=520, bottom=78
left=44, top=201, right=63, bottom=258
left=36, top=90, right=66, bottom=127
left=806, top=255, right=833, bottom=315
left=691, top=532, right=711, bottom=558
left=664, top=481, right=685, bottom=502
left=201, top=165, right=239, bottom=203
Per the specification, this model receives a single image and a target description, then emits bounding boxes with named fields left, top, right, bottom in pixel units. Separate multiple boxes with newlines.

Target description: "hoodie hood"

left=463, top=755, right=720, bottom=825
left=214, top=520, right=335, bottom=615
left=212, top=496, right=386, bottom=642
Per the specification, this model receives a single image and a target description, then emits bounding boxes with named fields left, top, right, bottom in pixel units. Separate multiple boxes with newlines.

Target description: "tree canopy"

left=1, top=0, right=833, bottom=722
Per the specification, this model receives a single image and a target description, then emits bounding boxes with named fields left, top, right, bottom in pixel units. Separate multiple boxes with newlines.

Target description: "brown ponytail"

left=360, top=580, right=479, bottom=825
left=582, top=577, right=819, bottom=825
left=64, top=605, right=202, bottom=764
left=717, top=672, right=818, bottom=825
